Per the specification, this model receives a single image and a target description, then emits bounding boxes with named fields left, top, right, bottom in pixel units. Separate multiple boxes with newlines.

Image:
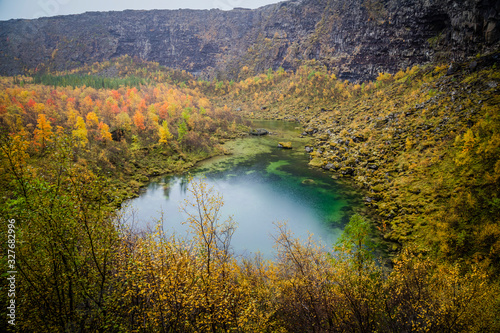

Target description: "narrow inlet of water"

left=122, top=120, right=362, bottom=258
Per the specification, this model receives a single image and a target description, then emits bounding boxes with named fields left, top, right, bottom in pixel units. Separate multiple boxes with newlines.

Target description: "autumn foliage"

left=1, top=74, right=240, bottom=154
left=1, top=55, right=500, bottom=332
left=1, top=148, right=498, bottom=331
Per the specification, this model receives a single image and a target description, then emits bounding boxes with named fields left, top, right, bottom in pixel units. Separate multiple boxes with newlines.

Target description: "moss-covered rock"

left=309, top=157, right=325, bottom=167
left=277, top=141, right=293, bottom=149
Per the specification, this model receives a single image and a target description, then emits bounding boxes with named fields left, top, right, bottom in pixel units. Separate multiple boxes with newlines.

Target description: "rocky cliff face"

left=0, top=0, right=498, bottom=81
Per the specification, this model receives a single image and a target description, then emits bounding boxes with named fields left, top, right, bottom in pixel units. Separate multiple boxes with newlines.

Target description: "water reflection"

left=123, top=120, right=362, bottom=258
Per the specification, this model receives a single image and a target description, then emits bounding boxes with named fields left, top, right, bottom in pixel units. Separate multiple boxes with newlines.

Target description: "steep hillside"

left=1, top=0, right=498, bottom=80
left=205, top=51, right=500, bottom=268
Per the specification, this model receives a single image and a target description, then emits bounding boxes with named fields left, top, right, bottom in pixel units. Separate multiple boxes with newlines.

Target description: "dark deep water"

left=122, top=120, right=362, bottom=258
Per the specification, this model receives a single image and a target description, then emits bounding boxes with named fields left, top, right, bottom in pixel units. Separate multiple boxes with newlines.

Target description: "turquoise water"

left=123, top=120, right=361, bottom=258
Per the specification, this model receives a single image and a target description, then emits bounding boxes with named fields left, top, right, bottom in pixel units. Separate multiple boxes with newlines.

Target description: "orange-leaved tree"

left=33, top=113, right=53, bottom=152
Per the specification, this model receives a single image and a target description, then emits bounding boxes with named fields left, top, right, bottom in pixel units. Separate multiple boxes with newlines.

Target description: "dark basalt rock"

left=303, top=128, right=318, bottom=135
left=249, top=128, right=269, bottom=136
left=351, top=135, right=367, bottom=143
left=340, top=167, right=355, bottom=176
left=323, top=163, right=335, bottom=170
left=447, top=63, right=461, bottom=76
left=364, top=195, right=382, bottom=203
left=0, top=0, right=498, bottom=80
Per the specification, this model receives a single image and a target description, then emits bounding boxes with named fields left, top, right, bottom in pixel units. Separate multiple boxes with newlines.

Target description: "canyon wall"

left=0, top=0, right=498, bottom=81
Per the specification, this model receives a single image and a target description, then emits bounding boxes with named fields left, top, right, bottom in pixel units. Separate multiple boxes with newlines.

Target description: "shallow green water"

left=123, top=120, right=362, bottom=258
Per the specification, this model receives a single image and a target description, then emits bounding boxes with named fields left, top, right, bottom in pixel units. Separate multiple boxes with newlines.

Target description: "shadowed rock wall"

left=0, top=0, right=498, bottom=81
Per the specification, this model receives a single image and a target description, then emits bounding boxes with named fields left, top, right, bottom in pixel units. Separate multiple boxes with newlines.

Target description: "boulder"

left=340, top=167, right=355, bottom=176
left=323, top=163, right=335, bottom=170
left=250, top=128, right=269, bottom=136
left=446, top=63, right=460, bottom=76
left=309, top=157, right=325, bottom=167
left=277, top=142, right=292, bottom=149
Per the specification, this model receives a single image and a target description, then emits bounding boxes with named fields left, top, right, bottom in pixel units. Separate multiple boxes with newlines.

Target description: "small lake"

left=122, top=120, right=362, bottom=258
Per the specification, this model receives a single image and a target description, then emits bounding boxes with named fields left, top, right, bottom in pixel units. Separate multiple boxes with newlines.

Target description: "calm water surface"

left=123, top=120, right=361, bottom=257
